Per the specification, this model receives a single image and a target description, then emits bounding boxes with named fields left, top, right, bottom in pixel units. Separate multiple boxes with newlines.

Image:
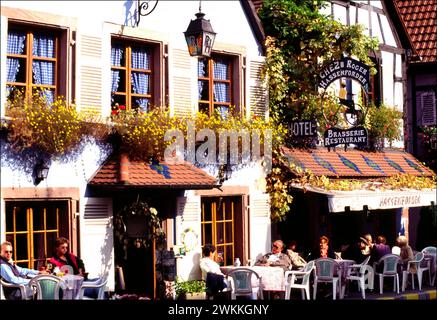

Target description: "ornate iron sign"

left=319, top=57, right=370, bottom=91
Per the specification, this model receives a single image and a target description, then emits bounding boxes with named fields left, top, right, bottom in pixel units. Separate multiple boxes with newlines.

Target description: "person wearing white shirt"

left=0, top=241, right=48, bottom=299
left=199, top=244, right=224, bottom=280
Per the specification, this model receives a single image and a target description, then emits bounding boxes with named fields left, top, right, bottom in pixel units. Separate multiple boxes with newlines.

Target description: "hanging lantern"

left=184, top=10, right=216, bottom=57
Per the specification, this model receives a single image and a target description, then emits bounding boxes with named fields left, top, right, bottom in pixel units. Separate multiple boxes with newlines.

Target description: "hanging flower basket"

left=114, top=199, right=165, bottom=252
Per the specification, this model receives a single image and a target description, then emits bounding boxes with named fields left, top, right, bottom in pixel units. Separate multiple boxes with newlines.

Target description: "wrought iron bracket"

left=136, top=0, right=159, bottom=27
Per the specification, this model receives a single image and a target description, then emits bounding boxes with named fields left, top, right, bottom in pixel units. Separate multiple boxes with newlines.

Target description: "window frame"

left=4, top=200, right=71, bottom=269
left=198, top=54, right=234, bottom=116
left=111, top=39, right=155, bottom=112
left=6, top=25, right=60, bottom=103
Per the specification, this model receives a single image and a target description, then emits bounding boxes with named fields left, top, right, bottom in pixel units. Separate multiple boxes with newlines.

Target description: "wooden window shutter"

left=175, top=196, right=201, bottom=247
left=249, top=57, right=268, bottom=120
left=75, top=24, right=105, bottom=116
left=421, top=91, right=436, bottom=126
left=249, top=192, right=271, bottom=259
left=170, top=48, right=194, bottom=116
left=82, top=197, right=114, bottom=291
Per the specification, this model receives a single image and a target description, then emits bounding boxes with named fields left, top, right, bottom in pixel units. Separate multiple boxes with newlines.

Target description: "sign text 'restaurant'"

left=324, top=126, right=368, bottom=147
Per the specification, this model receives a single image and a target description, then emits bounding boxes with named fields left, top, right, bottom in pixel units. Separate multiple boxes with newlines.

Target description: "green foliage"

left=174, top=278, right=206, bottom=298
left=260, top=0, right=379, bottom=221
left=365, top=103, right=403, bottom=150
left=265, top=150, right=294, bottom=222
left=114, top=199, right=165, bottom=253
left=260, top=0, right=378, bottom=125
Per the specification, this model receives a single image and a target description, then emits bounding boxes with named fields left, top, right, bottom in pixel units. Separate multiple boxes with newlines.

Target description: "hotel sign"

left=319, top=58, right=370, bottom=91
left=288, top=120, right=317, bottom=138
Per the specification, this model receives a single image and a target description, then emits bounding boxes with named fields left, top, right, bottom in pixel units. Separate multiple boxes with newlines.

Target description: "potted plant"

left=174, top=278, right=206, bottom=300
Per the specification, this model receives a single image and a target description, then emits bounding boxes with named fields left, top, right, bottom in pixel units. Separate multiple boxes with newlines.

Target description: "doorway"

left=200, top=196, right=244, bottom=266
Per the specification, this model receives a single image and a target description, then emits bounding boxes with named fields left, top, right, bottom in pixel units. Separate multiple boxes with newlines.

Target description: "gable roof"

left=240, top=0, right=265, bottom=52
left=393, top=0, right=437, bottom=63
left=283, top=147, right=435, bottom=178
left=88, top=154, right=218, bottom=189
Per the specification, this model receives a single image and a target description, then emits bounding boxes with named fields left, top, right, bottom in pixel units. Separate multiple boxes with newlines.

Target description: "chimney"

left=119, top=153, right=130, bottom=184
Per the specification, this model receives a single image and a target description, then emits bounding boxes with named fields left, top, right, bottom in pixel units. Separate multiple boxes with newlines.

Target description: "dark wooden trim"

left=381, top=0, right=415, bottom=53
left=379, top=44, right=404, bottom=55
left=1, top=187, right=80, bottom=200
left=240, top=0, right=265, bottom=54
left=330, top=0, right=385, bottom=15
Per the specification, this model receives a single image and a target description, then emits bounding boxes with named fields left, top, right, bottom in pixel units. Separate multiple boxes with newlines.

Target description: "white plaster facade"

left=0, top=0, right=270, bottom=292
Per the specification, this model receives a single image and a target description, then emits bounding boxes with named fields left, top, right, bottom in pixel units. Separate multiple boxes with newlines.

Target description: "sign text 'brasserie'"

left=324, top=126, right=368, bottom=147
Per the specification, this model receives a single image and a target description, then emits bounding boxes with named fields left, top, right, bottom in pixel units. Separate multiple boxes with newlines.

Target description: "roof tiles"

left=283, top=147, right=435, bottom=178
left=394, top=0, right=437, bottom=62
left=89, top=156, right=217, bottom=188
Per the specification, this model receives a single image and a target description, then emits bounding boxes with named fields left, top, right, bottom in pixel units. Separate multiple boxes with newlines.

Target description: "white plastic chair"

left=77, top=277, right=108, bottom=300
left=421, top=246, right=436, bottom=286
left=0, top=278, right=32, bottom=300
left=374, top=254, right=400, bottom=294
left=284, top=260, right=314, bottom=300
left=29, top=274, right=66, bottom=300
left=313, top=258, right=341, bottom=300
left=402, top=252, right=430, bottom=291
left=226, top=268, right=263, bottom=300
left=342, top=256, right=372, bottom=299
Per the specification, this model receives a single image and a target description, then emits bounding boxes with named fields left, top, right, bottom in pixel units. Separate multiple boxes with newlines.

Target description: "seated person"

left=361, top=234, right=373, bottom=256
left=199, top=244, right=224, bottom=280
left=286, top=241, right=307, bottom=270
left=397, top=235, right=415, bottom=273
left=369, top=235, right=391, bottom=267
left=49, top=237, right=86, bottom=276
left=50, top=237, right=100, bottom=298
left=342, top=237, right=368, bottom=264
left=255, top=240, right=291, bottom=271
left=199, top=244, right=226, bottom=296
left=0, top=241, right=48, bottom=300
left=309, top=236, right=336, bottom=260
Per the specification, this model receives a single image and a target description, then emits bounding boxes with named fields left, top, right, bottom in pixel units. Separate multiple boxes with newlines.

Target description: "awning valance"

left=292, top=185, right=436, bottom=212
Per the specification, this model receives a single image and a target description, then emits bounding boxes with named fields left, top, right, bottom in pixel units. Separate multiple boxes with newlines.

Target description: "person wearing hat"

left=342, top=237, right=369, bottom=264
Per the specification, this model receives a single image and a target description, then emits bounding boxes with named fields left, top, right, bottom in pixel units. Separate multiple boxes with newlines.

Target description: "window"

left=6, top=26, right=59, bottom=105
left=111, top=40, right=154, bottom=113
left=364, top=57, right=381, bottom=106
left=201, top=196, right=244, bottom=266
left=5, top=201, right=70, bottom=269
left=198, top=55, right=232, bottom=117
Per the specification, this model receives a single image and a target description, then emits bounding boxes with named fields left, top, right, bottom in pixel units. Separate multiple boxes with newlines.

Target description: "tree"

left=259, top=0, right=378, bottom=127
left=260, top=0, right=379, bottom=222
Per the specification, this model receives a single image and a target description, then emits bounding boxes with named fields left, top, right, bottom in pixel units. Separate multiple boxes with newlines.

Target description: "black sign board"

left=324, top=126, right=368, bottom=148
left=288, top=120, right=317, bottom=137
left=319, top=58, right=370, bottom=91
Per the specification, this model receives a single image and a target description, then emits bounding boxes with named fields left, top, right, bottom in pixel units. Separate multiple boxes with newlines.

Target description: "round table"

left=60, top=274, right=84, bottom=300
